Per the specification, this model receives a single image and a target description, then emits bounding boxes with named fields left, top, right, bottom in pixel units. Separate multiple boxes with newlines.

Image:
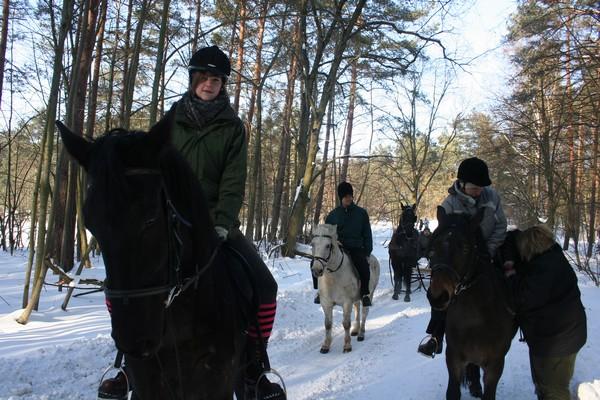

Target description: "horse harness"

left=312, top=234, right=345, bottom=273
left=103, top=168, right=221, bottom=308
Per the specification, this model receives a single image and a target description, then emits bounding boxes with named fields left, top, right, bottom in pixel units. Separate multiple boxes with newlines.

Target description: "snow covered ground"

left=0, top=224, right=599, bottom=399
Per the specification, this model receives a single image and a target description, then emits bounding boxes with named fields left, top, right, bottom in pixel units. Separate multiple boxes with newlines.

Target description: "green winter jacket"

left=325, top=203, right=373, bottom=255
left=171, top=100, right=247, bottom=230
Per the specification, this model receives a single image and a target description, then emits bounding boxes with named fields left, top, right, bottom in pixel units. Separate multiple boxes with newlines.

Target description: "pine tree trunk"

left=119, top=0, right=133, bottom=124
left=313, top=90, right=334, bottom=227
left=340, top=59, right=357, bottom=183
left=587, top=124, right=599, bottom=257
left=563, top=25, right=576, bottom=250
left=22, top=132, right=46, bottom=307
left=121, top=0, right=150, bottom=129
left=268, top=17, right=299, bottom=242
left=104, top=1, right=122, bottom=132
left=0, top=0, right=10, bottom=110
left=86, top=0, right=107, bottom=139
left=18, top=0, right=74, bottom=324
left=53, top=0, right=100, bottom=273
left=149, top=0, right=171, bottom=125
left=244, top=0, right=268, bottom=240
left=191, top=1, right=201, bottom=53
left=232, top=0, right=246, bottom=113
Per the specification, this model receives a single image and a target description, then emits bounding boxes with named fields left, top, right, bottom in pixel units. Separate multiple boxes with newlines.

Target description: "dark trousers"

left=346, top=248, right=371, bottom=296
left=529, top=352, right=577, bottom=400
left=228, top=228, right=278, bottom=304
left=425, top=308, right=446, bottom=340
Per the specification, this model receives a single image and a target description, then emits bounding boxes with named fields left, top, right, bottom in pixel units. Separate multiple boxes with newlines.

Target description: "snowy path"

left=0, top=227, right=599, bottom=399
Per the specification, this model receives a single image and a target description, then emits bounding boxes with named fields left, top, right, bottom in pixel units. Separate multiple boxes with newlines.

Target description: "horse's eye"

left=326, top=244, right=331, bottom=249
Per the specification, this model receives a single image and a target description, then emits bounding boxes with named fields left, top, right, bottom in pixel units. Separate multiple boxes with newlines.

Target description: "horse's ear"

left=412, top=203, right=416, bottom=210
left=470, top=208, right=485, bottom=231
left=400, top=202, right=404, bottom=209
left=436, top=206, right=447, bottom=226
left=56, top=121, right=91, bottom=170
left=148, top=103, right=176, bottom=147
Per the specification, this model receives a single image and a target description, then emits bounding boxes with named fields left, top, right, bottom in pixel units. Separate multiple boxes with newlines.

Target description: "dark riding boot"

left=361, top=294, right=372, bottom=307
left=418, top=311, right=445, bottom=358
left=417, top=336, right=443, bottom=358
left=245, top=338, right=286, bottom=400
left=97, top=371, right=129, bottom=400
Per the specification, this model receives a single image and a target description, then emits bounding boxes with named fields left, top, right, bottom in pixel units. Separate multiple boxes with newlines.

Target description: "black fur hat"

left=337, top=181, right=353, bottom=199
left=457, top=157, right=491, bottom=187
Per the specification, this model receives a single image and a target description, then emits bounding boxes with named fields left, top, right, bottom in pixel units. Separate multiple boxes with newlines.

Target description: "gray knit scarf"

left=180, top=90, right=230, bottom=130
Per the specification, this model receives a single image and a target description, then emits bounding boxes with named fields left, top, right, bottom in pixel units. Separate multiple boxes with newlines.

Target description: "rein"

left=104, top=168, right=219, bottom=308
left=312, top=234, right=345, bottom=273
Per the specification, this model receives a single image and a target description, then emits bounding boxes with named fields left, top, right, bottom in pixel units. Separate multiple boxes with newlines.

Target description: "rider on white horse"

left=324, top=182, right=374, bottom=307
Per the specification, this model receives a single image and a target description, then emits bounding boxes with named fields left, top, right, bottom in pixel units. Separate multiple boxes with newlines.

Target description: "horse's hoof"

left=404, top=294, right=411, bottom=302
left=469, top=383, right=483, bottom=398
left=343, top=347, right=352, bottom=353
left=320, top=347, right=329, bottom=354
left=392, top=293, right=399, bottom=300
left=357, top=336, right=364, bottom=342
left=350, top=331, right=358, bottom=336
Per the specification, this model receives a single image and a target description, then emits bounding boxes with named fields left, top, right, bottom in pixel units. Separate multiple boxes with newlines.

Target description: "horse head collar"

left=427, top=206, right=487, bottom=311
left=311, top=225, right=345, bottom=277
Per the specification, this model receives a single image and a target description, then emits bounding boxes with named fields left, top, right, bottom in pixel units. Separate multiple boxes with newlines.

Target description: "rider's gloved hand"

left=215, top=226, right=229, bottom=241
left=503, top=261, right=515, bottom=277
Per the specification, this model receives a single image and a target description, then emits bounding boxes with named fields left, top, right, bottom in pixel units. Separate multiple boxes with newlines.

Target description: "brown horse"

left=427, top=206, right=516, bottom=400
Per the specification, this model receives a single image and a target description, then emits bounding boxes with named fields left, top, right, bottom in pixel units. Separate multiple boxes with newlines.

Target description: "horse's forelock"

left=314, top=224, right=337, bottom=240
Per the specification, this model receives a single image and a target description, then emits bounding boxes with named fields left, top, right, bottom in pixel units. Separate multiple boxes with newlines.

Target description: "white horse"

left=311, top=224, right=380, bottom=353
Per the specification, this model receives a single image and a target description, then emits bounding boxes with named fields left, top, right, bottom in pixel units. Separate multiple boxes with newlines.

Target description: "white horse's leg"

left=342, top=302, right=353, bottom=353
left=320, top=304, right=333, bottom=354
left=358, top=302, right=369, bottom=341
left=351, top=301, right=360, bottom=336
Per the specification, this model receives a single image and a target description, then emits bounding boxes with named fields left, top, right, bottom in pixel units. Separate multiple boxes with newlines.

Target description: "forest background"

left=0, top=0, right=597, bottom=322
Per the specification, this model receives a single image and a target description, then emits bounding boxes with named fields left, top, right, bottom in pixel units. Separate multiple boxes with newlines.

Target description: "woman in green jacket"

left=99, top=45, right=284, bottom=400
left=175, top=45, right=283, bottom=399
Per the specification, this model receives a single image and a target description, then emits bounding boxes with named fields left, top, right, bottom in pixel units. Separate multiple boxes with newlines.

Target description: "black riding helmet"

left=457, top=157, right=492, bottom=187
left=188, top=45, right=231, bottom=81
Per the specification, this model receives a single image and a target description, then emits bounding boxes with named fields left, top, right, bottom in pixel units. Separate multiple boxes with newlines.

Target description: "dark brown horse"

left=57, top=113, right=250, bottom=399
left=388, top=203, right=419, bottom=302
left=427, top=206, right=516, bottom=400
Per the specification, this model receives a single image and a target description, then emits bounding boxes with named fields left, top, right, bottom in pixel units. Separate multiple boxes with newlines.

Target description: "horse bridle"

left=103, top=168, right=220, bottom=308
left=429, top=226, right=482, bottom=297
left=312, top=234, right=345, bottom=273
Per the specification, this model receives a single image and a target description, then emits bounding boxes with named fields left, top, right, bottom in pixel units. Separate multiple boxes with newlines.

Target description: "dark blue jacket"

left=325, top=203, right=373, bottom=255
